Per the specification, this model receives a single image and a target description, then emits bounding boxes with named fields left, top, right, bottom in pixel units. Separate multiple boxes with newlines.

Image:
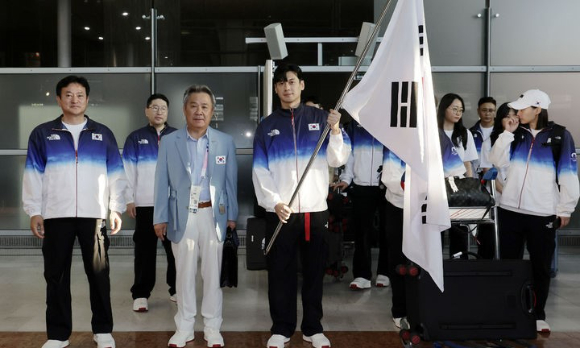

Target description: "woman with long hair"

left=437, top=93, right=478, bottom=177
left=437, top=93, right=479, bottom=259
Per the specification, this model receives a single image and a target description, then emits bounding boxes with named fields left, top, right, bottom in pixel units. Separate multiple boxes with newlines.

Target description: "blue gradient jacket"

left=439, top=129, right=466, bottom=178
left=22, top=116, right=126, bottom=219
left=122, top=123, right=177, bottom=207
left=469, top=120, right=493, bottom=173
left=252, top=104, right=351, bottom=212
left=382, top=148, right=406, bottom=208
left=382, top=132, right=466, bottom=209
left=340, top=120, right=384, bottom=187
left=490, top=124, right=579, bottom=217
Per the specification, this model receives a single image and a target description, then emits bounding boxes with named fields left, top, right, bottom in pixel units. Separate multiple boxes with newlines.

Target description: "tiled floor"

left=1, top=245, right=579, bottom=347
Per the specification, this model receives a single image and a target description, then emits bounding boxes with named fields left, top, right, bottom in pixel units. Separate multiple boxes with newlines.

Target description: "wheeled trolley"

left=403, top=172, right=537, bottom=343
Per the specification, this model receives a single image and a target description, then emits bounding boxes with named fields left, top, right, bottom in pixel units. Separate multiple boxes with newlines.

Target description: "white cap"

left=508, top=89, right=551, bottom=110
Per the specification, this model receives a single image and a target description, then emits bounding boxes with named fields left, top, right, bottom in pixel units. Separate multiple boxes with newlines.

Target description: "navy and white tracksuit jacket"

left=489, top=124, right=579, bottom=217
left=22, top=116, right=126, bottom=219
left=252, top=104, right=351, bottom=212
left=382, top=148, right=406, bottom=209
left=439, top=129, right=467, bottom=178
left=340, top=120, right=384, bottom=186
left=382, top=131, right=465, bottom=209
left=470, top=120, right=492, bottom=174
left=122, top=124, right=177, bottom=207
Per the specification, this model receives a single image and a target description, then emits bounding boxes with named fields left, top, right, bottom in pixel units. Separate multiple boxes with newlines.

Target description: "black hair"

left=478, top=96, right=497, bottom=107
left=147, top=93, right=169, bottom=108
left=56, top=75, right=90, bottom=97
left=273, top=63, right=303, bottom=83
left=437, top=93, right=468, bottom=149
left=535, top=107, right=549, bottom=130
left=303, top=95, right=320, bottom=105
left=490, top=102, right=515, bottom=145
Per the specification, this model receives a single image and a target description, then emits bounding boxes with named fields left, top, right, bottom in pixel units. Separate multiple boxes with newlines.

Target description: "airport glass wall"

left=1, top=0, right=580, bottom=234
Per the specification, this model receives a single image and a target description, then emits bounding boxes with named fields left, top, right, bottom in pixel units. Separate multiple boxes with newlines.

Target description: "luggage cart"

left=401, top=169, right=536, bottom=344
left=447, top=169, right=500, bottom=260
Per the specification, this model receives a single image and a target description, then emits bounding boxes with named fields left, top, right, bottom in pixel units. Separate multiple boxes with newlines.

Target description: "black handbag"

left=445, top=177, right=494, bottom=207
left=220, top=226, right=239, bottom=288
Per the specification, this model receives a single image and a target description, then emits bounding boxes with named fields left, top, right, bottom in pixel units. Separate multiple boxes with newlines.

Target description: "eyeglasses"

left=448, top=107, right=464, bottom=115
left=149, top=105, right=167, bottom=113
left=480, top=108, right=496, bottom=113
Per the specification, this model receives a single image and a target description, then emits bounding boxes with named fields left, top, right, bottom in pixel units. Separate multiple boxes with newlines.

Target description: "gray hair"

left=182, top=84, right=216, bottom=107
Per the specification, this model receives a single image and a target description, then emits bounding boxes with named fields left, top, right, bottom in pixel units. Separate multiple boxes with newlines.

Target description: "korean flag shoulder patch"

left=216, top=155, right=226, bottom=164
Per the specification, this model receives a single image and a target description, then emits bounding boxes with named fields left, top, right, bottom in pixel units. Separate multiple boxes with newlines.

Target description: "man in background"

left=123, top=93, right=177, bottom=312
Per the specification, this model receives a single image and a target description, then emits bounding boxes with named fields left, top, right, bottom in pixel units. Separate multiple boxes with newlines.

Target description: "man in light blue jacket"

left=153, top=85, right=238, bottom=348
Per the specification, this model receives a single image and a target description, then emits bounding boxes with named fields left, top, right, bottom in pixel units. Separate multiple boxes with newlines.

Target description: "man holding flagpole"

left=342, top=0, right=450, bottom=292
left=252, top=63, right=351, bottom=348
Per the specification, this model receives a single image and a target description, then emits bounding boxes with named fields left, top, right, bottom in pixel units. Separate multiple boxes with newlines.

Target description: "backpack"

left=512, top=123, right=566, bottom=185
left=543, top=123, right=566, bottom=186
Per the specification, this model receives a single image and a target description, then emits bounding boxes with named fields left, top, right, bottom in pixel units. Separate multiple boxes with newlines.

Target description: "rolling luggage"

left=246, top=217, right=267, bottom=270
left=404, top=171, right=536, bottom=342
left=405, top=259, right=536, bottom=341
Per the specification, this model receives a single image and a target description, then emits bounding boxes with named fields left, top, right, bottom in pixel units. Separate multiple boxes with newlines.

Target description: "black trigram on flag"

left=421, top=198, right=428, bottom=225
left=390, top=81, right=418, bottom=128
left=418, top=25, right=424, bottom=57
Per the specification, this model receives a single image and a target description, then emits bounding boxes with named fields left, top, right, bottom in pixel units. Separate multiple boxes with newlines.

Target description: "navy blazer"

left=153, top=127, right=238, bottom=243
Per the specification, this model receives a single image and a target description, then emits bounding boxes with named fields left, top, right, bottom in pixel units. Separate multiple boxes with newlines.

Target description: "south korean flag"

left=308, top=123, right=320, bottom=131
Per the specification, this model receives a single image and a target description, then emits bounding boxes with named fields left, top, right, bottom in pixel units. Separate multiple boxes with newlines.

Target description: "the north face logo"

left=47, top=134, right=60, bottom=141
left=138, top=139, right=149, bottom=145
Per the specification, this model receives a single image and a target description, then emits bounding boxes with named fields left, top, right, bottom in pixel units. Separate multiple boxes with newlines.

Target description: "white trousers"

left=172, top=206, right=223, bottom=331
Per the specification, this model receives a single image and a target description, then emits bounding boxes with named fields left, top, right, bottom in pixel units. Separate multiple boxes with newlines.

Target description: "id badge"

left=188, top=185, right=202, bottom=213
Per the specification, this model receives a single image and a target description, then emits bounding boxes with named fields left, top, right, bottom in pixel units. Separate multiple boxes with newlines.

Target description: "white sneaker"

left=303, top=333, right=331, bottom=348
left=133, top=297, right=148, bottom=312
left=204, top=328, right=224, bottom=347
left=393, top=317, right=409, bottom=330
left=349, top=277, right=371, bottom=290
left=93, top=333, right=115, bottom=348
left=168, top=330, right=194, bottom=347
left=375, top=274, right=390, bottom=287
left=537, top=319, right=551, bottom=333
left=266, top=334, right=290, bottom=348
left=169, top=294, right=177, bottom=303
left=42, top=340, right=70, bottom=348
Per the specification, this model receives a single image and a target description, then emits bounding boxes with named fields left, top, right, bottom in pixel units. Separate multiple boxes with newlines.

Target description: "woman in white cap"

left=489, top=89, right=579, bottom=333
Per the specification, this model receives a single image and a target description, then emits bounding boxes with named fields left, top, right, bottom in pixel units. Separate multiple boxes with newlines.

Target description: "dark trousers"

left=265, top=211, right=328, bottom=338
left=442, top=224, right=469, bottom=259
left=43, top=218, right=113, bottom=340
left=476, top=223, right=496, bottom=259
left=385, top=200, right=407, bottom=318
left=350, top=184, right=388, bottom=279
left=498, top=207, right=556, bottom=320
left=130, top=206, right=176, bottom=299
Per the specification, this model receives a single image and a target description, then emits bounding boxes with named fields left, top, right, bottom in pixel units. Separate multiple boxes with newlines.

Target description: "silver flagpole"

left=265, top=0, right=395, bottom=255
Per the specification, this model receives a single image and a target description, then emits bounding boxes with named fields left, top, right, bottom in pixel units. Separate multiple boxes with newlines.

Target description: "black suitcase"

left=406, top=259, right=536, bottom=341
left=246, top=217, right=267, bottom=270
